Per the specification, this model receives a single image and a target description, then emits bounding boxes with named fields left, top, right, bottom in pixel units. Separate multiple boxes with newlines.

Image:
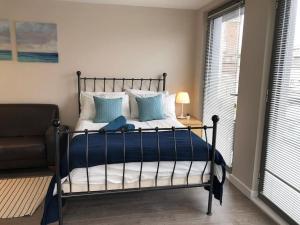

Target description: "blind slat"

left=260, top=0, right=300, bottom=224
left=203, top=3, right=244, bottom=167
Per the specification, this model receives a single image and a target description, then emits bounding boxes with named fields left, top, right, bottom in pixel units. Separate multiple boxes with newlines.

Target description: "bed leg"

left=57, top=193, right=63, bottom=225
left=207, top=191, right=213, bottom=215
left=53, top=120, right=64, bottom=225
left=207, top=115, right=219, bottom=216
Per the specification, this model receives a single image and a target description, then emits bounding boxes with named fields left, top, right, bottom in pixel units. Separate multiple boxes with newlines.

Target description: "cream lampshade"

left=176, top=92, right=190, bottom=119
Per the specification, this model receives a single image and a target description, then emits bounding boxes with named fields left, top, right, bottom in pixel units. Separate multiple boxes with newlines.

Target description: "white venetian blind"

left=260, top=0, right=300, bottom=224
left=203, top=2, right=244, bottom=167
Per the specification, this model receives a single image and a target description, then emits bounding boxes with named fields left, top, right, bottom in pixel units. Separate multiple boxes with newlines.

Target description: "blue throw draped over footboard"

left=41, top=130, right=226, bottom=225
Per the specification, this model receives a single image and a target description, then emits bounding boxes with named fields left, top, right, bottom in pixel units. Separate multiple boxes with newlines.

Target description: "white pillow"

left=126, top=89, right=175, bottom=119
left=164, top=94, right=176, bottom=119
left=80, top=91, right=130, bottom=120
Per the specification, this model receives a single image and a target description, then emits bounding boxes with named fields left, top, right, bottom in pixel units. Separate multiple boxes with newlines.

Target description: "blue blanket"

left=41, top=130, right=226, bottom=225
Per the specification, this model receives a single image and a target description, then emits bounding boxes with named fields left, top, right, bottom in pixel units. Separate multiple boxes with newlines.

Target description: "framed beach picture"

left=0, top=20, right=12, bottom=60
left=16, top=22, right=58, bottom=63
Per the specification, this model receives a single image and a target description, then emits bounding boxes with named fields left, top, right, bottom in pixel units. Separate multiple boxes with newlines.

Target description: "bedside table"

left=177, top=116, right=203, bottom=138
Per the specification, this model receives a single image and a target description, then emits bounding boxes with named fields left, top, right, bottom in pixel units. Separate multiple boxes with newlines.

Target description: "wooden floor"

left=0, top=181, right=276, bottom=225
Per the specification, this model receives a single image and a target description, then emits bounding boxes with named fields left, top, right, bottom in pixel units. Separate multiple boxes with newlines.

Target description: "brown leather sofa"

left=0, top=104, right=59, bottom=170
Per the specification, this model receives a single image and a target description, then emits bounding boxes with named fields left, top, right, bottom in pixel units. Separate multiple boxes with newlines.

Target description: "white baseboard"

left=227, top=174, right=257, bottom=198
left=227, top=174, right=288, bottom=225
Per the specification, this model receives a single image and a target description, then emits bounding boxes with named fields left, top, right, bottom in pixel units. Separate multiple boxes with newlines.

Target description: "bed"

left=41, top=71, right=226, bottom=225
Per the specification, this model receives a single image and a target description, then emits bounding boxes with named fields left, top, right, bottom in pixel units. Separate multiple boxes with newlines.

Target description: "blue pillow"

left=93, top=97, right=123, bottom=123
left=135, top=94, right=165, bottom=122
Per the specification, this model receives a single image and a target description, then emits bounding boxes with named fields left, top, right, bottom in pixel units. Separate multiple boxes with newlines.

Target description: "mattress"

left=60, top=118, right=221, bottom=194
left=62, top=161, right=212, bottom=192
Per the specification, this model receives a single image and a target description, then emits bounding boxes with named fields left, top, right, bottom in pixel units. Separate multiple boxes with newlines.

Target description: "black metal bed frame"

left=76, top=70, right=167, bottom=114
left=53, top=71, right=219, bottom=225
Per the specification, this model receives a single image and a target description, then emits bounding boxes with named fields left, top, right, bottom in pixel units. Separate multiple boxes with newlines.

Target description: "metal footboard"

left=53, top=115, right=219, bottom=225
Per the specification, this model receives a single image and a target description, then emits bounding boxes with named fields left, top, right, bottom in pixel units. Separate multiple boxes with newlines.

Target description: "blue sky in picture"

left=0, top=20, right=12, bottom=60
left=16, top=22, right=58, bottom=63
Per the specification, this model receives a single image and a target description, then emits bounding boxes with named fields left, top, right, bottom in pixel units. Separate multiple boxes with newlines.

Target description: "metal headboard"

left=76, top=71, right=167, bottom=114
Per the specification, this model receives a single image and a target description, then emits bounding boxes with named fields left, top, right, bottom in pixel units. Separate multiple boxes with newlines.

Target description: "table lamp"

left=176, top=92, right=190, bottom=119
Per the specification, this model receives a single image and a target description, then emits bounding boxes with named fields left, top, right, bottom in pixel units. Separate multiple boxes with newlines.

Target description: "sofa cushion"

left=0, top=136, right=46, bottom=161
left=0, top=159, right=47, bottom=170
left=0, top=104, right=58, bottom=137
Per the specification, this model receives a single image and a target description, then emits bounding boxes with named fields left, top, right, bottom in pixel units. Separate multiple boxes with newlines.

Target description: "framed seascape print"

left=0, top=20, right=12, bottom=60
left=16, top=22, right=58, bottom=63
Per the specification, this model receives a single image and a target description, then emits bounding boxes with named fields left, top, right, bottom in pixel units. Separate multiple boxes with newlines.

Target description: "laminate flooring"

left=0, top=180, right=276, bottom=225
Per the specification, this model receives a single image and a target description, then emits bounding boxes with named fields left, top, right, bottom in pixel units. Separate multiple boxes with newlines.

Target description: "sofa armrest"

left=45, top=124, right=69, bottom=166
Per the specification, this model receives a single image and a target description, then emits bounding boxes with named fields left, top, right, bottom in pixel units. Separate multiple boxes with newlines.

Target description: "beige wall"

left=232, top=0, right=275, bottom=191
left=0, top=0, right=196, bottom=126
left=193, top=0, right=276, bottom=193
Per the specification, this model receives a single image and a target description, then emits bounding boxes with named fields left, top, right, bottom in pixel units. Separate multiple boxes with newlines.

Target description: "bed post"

left=162, top=73, right=167, bottom=91
left=207, top=115, right=219, bottom=215
left=76, top=71, right=81, bottom=115
left=53, top=119, right=63, bottom=225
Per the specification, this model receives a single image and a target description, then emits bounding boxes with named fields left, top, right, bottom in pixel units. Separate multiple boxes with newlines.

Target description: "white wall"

left=0, top=0, right=197, bottom=126
left=231, top=0, right=276, bottom=192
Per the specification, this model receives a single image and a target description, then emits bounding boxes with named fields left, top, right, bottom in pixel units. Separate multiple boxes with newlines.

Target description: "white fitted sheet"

left=58, top=118, right=222, bottom=194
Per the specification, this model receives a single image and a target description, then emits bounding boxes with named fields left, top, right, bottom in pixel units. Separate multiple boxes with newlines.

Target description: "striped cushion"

left=93, top=97, right=123, bottom=123
left=135, top=94, right=165, bottom=122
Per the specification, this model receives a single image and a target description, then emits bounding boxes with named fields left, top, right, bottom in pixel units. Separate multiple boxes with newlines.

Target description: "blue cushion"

left=101, top=116, right=135, bottom=132
left=135, top=94, right=165, bottom=122
left=101, top=116, right=127, bottom=131
left=121, top=123, right=135, bottom=131
left=93, top=97, right=123, bottom=123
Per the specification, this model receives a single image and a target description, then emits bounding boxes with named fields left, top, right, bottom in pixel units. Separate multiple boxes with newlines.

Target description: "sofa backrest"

left=0, top=104, right=59, bottom=137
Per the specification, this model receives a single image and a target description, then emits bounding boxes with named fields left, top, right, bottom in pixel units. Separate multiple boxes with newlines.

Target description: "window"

left=259, top=0, right=300, bottom=224
left=203, top=0, right=244, bottom=168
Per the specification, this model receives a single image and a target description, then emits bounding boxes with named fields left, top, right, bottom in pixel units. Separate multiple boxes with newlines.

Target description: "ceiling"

left=58, top=0, right=215, bottom=10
